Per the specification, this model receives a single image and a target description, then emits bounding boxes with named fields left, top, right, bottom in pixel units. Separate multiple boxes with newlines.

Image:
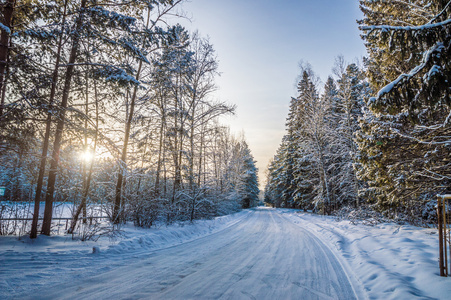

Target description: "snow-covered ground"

left=0, top=209, right=252, bottom=297
left=280, top=209, right=450, bottom=300
left=1, top=207, right=449, bottom=299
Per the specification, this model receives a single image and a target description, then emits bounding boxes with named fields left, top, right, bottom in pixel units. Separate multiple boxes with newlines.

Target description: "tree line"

left=0, top=0, right=260, bottom=237
left=264, top=0, right=450, bottom=223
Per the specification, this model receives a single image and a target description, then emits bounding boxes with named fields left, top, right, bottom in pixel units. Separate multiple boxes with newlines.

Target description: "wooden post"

left=437, top=194, right=451, bottom=277
left=438, top=195, right=445, bottom=276
left=444, top=198, right=448, bottom=276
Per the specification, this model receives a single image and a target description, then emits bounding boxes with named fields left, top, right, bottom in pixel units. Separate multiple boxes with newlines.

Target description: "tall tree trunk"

left=11, top=148, right=23, bottom=201
left=68, top=80, right=99, bottom=234
left=113, top=53, right=143, bottom=223
left=41, top=0, right=87, bottom=235
left=30, top=0, right=68, bottom=239
left=163, top=147, right=167, bottom=197
left=189, top=120, right=195, bottom=191
left=177, top=126, right=184, bottom=190
left=348, top=111, right=359, bottom=208
left=197, top=122, right=205, bottom=187
left=203, top=132, right=207, bottom=186
left=155, top=93, right=167, bottom=196
left=213, top=136, right=219, bottom=186
left=136, top=135, right=148, bottom=194
left=0, top=0, right=14, bottom=118
left=112, top=6, right=159, bottom=222
left=82, top=67, right=90, bottom=223
left=318, top=148, right=331, bottom=214
left=172, top=85, right=180, bottom=203
left=155, top=118, right=164, bottom=195
left=177, top=93, right=187, bottom=193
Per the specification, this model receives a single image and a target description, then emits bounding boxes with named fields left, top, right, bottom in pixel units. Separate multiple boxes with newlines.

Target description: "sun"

left=80, top=151, right=94, bottom=163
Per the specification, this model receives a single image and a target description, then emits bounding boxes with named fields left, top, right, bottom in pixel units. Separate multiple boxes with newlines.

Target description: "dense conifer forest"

left=264, top=0, right=450, bottom=224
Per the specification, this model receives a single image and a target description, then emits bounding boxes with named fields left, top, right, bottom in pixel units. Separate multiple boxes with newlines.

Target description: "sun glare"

left=80, top=151, right=94, bottom=163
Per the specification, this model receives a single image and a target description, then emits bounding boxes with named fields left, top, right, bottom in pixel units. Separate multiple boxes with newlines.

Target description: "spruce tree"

left=331, top=63, right=369, bottom=208
left=235, top=141, right=259, bottom=208
left=357, top=0, right=450, bottom=217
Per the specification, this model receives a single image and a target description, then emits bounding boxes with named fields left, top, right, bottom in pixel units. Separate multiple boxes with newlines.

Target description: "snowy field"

left=1, top=207, right=450, bottom=299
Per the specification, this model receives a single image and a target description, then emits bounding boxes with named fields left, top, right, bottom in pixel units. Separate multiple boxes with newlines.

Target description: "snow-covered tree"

left=266, top=66, right=332, bottom=212
left=0, top=0, right=265, bottom=238
left=329, top=61, right=369, bottom=208
left=357, top=0, right=451, bottom=217
left=234, top=141, right=259, bottom=208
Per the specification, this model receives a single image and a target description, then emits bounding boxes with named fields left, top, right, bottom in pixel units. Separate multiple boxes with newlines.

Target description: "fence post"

left=438, top=195, right=446, bottom=276
left=437, top=194, right=451, bottom=276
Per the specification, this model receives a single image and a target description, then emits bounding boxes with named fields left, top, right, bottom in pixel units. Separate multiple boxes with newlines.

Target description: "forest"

left=1, top=1, right=450, bottom=299
left=264, top=0, right=451, bottom=225
left=0, top=0, right=450, bottom=240
left=0, top=0, right=260, bottom=237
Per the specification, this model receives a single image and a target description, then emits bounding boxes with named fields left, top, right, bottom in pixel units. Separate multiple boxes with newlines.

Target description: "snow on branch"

left=369, top=42, right=444, bottom=103
left=415, top=169, right=451, bottom=181
left=445, top=110, right=451, bottom=126
left=87, top=6, right=136, bottom=29
left=93, top=65, right=140, bottom=86
left=428, top=1, right=451, bottom=24
left=390, top=127, right=451, bottom=145
left=360, top=18, right=451, bottom=32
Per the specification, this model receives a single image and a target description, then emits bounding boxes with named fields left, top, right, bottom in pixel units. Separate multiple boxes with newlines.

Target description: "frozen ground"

left=1, top=207, right=450, bottom=299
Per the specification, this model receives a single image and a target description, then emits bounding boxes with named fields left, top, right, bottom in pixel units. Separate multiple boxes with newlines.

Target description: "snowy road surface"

left=2, top=208, right=364, bottom=299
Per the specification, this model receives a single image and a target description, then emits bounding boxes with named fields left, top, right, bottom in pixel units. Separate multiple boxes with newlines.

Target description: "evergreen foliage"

left=265, top=0, right=449, bottom=223
left=356, top=0, right=451, bottom=218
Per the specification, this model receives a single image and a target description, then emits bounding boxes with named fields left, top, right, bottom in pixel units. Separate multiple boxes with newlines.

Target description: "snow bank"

left=106, top=210, right=251, bottom=254
left=0, top=210, right=250, bottom=299
left=280, top=209, right=451, bottom=300
left=0, top=209, right=250, bottom=255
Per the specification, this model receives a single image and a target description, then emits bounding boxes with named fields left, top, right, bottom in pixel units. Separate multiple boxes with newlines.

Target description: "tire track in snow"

left=279, top=210, right=368, bottom=300
left=25, top=208, right=362, bottom=299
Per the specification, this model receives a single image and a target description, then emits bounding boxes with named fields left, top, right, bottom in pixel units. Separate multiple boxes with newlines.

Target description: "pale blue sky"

left=179, top=0, right=367, bottom=182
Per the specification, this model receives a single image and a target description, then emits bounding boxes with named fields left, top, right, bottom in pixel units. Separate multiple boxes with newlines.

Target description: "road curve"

left=34, top=208, right=361, bottom=300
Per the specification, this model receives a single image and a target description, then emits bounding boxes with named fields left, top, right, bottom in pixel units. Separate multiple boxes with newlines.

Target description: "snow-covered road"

left=3, top=208, right=364, bottom=299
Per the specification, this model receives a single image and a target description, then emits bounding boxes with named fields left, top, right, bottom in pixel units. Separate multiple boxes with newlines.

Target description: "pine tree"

left=295, top=70, right=334, bottom=213
left=357, top=0, right=450, bottom=217
left=235, top=141, right=259, bottom=208
left=265, top=143, right=289, bottom=208
left=265, top=67, right=331, bottom=212
left=330, top=63, right=369, bottom=208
